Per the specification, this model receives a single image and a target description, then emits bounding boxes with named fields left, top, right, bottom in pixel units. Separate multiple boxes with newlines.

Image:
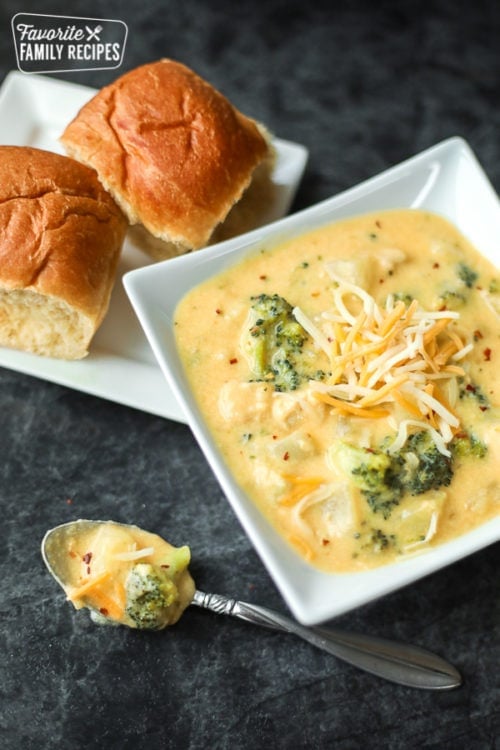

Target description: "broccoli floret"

left=456, top=262, right=478, bottom=289
left=242, top=293, right=315, bottom=392
left=398, top=431, right=453, bottom=495
left=249, top=293, right=306, bottom=351
left=330, top=442, right=402, bottom=519
left=452, top=431, right=488, bottom=459
left=125, top=563, right=179, bottom=630
left=270, top=356, right=302, bottom=391
left=330, top=431, right=454, bottom=519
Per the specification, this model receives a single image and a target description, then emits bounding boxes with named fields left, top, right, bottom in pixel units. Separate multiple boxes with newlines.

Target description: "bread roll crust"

left=61, top=59, right=270, bottom=250
left=0, top=146, right=127, bottom=359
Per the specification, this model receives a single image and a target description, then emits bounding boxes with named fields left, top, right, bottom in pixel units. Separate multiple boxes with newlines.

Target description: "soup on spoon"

left=41, top=519, right=195, bottom=629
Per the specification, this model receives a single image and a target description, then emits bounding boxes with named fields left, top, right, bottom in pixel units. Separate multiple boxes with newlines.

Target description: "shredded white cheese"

left=292, top=305, right=332, bottom=356
left=114, top=547, right=154, bottom=561
left=297, top=271, right=472, bottom=449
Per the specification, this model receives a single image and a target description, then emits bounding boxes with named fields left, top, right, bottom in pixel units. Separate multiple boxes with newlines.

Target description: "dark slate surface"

left=0, top=1, right=499, bottom=748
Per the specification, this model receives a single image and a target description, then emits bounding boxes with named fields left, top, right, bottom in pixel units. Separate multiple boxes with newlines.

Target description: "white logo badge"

left=11, top=13, right=128, bottom=74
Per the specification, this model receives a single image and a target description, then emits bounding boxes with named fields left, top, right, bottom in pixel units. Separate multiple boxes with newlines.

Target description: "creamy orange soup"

left=175, top=209, right=500, bottom=572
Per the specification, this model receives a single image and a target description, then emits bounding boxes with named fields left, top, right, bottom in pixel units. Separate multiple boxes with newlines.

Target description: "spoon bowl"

left=42, top=519, right=102, bottom=587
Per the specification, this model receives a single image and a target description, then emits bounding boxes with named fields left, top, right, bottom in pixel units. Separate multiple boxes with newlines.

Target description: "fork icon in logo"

left=85, top=24, right=103, bottom=41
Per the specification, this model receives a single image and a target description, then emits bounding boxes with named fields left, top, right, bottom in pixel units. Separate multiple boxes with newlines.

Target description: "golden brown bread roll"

left=60, top=59, right=273, bottom=259
left=0, top=146, right=127, bottom=360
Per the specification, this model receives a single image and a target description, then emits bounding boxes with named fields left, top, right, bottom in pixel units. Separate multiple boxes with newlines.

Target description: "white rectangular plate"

left=0, top=71, right=308, bottom=420
left=124, top=136, right=500, bottom=624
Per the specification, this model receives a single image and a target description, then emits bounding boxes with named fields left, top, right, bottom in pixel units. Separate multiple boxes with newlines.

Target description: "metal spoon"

left=41, top=520, right=462, bottom=690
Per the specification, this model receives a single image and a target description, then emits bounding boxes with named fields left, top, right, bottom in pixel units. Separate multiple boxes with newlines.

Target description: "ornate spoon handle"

left=192, top=590, right=461, bottom=690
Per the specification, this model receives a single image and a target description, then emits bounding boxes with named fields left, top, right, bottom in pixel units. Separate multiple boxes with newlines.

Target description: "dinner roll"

left=60, top=59, right=274, bottom=259
left=0, top=146, right=127, bottom=360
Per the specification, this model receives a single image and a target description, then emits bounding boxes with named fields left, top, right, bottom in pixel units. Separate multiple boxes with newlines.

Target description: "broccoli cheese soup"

left=174, top=209, right=500, bottom=572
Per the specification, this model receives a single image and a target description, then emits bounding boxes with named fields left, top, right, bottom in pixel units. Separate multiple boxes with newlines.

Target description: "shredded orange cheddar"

left=312, top=390, right=390, bottom=419
left=66, top=571, right=111, bottom=602
left=279, top=475, right=326, bottom=506
left=85, top=588, right=124, bottom=621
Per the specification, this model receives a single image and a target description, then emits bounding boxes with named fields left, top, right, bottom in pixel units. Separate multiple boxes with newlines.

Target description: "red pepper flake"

left=466, top=384, right=476, bottom=393
left=272, top=434, right=278, bottom=440
left=215, top=308, right=223, bottom=315
left=321, top=539, right=330, bottom=546
left=82, top=555, right=92, bottom=573
left=229, top=357, right=238, bottom=364
left=474, top=329, right=483, bottom=341
left=433, top=262, right=440, bottom=269
left=282, top=451, right=290, bottom=461
left=483, top=347, right=492, bottom=361
left=375, top=220, right=382, bottom=229
left=160, top=564, right=170, bottom=569
left=99, top=608, right=109, bottom=616
left=68, top=550, right=77, bottom=559
left=259, top=274, right=267, bottom=280
left=480, top=406, right=488, bottom=411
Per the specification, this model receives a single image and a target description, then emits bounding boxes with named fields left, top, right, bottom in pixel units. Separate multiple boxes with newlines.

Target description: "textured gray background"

left=0, top=1, right=499, bottom=748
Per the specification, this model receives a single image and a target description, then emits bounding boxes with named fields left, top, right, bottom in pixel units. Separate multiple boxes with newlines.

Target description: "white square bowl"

left=124, top=137, right=500, bottom=625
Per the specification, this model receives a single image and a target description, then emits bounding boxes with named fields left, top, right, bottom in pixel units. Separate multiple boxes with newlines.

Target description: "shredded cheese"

left=292, top=306, right=331, bottom=356
left=66, top=571, right=112, bottom=602
left=295, top=270, right=472, bottom=449
left=114, top=547, right=155, bottom=561
left=279, top=474, right=326, bottom=507
left=84, top=589, right=125, bottom=621
left=402, top=510, right=439, bottom=552
left=66, top=566, right=127, bottom=620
